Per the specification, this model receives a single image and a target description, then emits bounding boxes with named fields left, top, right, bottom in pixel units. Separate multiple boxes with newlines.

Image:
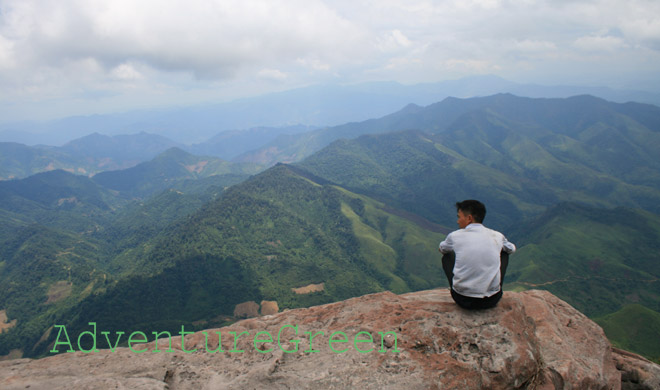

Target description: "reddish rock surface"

left=1, top=289, right=658, bottom=389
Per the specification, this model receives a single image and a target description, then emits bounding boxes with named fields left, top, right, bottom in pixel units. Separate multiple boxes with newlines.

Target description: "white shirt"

left=439, top=223, right=516, bottom=298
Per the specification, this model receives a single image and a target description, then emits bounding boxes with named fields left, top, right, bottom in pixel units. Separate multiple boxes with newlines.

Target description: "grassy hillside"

left=295, top=118, right=660, bottom=360
left=95, top=186, right=224, bottom=262
left=0, top=224, right=108, bottom=356
left=103, top=163, right=446, bottom=291
left=0, top=153, right=255, bottom=357
left=0, top=170, right=128, bottom=233
left=3, top=94, right=660, bottom=362
left=0, top=132, right=183, bottom=180
left=299, top=130, right=524, bottom=230
left=0, top=142, right=81, bottom=180
left=189, top=125, right=316, bottom=160
left=6, top=164, right=446, bottom=357
left=297, top=108, right=660, bottom=228
left=237, top=94, right=660, bottom=170
left=595, top=304, right=660, bottom=363
left=92, top=147, right=260, bottom=198
left=506, top=203, right=660, bottom=316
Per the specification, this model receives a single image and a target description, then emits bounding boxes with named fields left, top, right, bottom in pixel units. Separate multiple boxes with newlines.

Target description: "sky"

left=1, top=0, right=659, bottom=123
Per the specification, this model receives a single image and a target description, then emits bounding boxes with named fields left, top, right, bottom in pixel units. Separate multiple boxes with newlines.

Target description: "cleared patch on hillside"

left=0, top=310, right=17, bottom=334
left=260, top=300, right=279, bottom=315
left=292, top=283, right=325, bottom=294
left=340, top=202, right=408, bottom=293
left=32, top=326, right=53, bottom=353
left=0, top=349, right=23, bottom=361
left=56, top=197, right=79, bottom=207
left=46, top=281, right=73, bottom=304
left=234, top=301, right=259, bottom=319
left=380, top=205, right=451, bottom=234
left=185, top=161, right=208, bottom=174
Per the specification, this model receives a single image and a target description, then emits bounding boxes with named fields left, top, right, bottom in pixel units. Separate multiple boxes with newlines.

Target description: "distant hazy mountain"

left=2, top=75, right=659, bottom=146
left=0, top=132, right=183, bottom=180
left=0, top=163, right=447, bottom=358
left=60, top=132, right=183, bottom=165
left=187, top=125, right=316, bottom=160
left=2, top=92, right=660, bottom=363
left=0, top=142, right=82, bottom=180
left=92, top=147, right=262, bottom=198
left=0, top=169, right=127, bottom=232
left=253, top=94, right=660, bottom=182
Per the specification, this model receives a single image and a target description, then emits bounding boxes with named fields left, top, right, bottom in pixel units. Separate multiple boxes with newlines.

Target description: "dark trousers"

left=441, top=251, right=509, bottom=310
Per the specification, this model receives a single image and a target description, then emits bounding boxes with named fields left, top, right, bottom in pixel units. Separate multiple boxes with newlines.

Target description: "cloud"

left=257, top=68, right=288, bottom=81
left=110, top=63, right=144, bottom=81
left=0, top=34, right=15, bottom=69
left=0, top=0, right=659, bottom=121
left=573, top=35, right=627, bottom=52
left=0, top=0, right=368, bottom=79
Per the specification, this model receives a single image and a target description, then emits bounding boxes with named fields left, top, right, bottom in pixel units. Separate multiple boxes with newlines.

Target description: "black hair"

left=455, top=200, right=486, bottom=223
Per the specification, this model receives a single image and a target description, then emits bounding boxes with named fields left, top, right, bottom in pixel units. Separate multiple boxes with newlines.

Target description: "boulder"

left=1, top=289, right=658, bottom=389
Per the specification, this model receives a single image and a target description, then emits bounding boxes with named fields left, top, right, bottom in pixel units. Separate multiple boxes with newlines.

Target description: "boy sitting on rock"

left=439, top=200, right=516, bottom=310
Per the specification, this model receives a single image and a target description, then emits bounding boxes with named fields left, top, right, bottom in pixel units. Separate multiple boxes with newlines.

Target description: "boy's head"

left=455, top=200, right=486, bottom=228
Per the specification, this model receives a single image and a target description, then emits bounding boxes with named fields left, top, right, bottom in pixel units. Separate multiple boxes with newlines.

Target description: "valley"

left=1, top=93, right=659, bottom=363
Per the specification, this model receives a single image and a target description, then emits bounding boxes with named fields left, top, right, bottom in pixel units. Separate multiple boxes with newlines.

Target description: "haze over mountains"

left=1, top=90, right=660, bottom=365
left=2, top=75, right=660, bottom=147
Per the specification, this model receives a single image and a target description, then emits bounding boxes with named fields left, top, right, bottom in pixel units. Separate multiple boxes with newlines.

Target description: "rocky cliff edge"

left=1, top=289, right=659, bottom=389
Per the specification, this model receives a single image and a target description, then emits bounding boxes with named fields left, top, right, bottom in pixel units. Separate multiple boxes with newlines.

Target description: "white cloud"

left=513, top=40, right=558, bottom=53
left=110, top=63, right=144, bottom=81
left=296, top=58, right=332, bottom=72
left=0, top=34, right=15, bottom=69
left=444, top=58, right=501, bottom=74
left=0, top=0, right=659, bottom=122
left=573, top=35, right=628, bottom=52
left=257, top=68, right=288, bottom=81
left=0, top=0, right=368, bottom=77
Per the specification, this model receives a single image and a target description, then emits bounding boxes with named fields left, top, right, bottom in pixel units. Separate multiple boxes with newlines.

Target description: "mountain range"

left=0, top=132, right=181, bottom=180
left=1, top=93, right=659, bottom=363
left=2, top=75, right=660, bottom=146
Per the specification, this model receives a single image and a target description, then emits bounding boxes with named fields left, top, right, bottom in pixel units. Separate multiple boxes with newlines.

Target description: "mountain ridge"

left=2, top=92, right=660, bottom=364
left=3, top=75, right=660, bottom=145
left=236, top=93, right=660, bottom=167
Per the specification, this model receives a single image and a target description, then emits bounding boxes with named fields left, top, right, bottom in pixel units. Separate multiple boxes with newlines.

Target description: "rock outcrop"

left=1, top=289, right=659, bottom=389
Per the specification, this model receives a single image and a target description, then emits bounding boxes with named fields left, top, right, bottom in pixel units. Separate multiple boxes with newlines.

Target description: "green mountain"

left=297, top=129, right=548, bottom=230
left=436, top=96, right=660, bottom=189
left=0, top=132, right=183, bottom=180
left=507, top=203, right=660, bottom=318
left=60, top=132, right=182, bottom=165
left=0, top=142, right=82, bottom=180
left=238, top=94, right=660, bottom=176
left=102, top=162, right=446, bottom=295
left=22, top=164, right=446, bottom=356
left=595, top=304, right=660, bottom=363
left=189, top=125, right=316, bottom=160
left=288, top=97, right=660, bottom=360
left=3, top=94, right=660, bottom=362
left=95, top=187, right=225, bottom=266
left=0, top=150, right=259, bottom=357
left=0, top=223, right=108, bottom=357
left=297, top=130, right=660, bottom=233
left=0, top=170, right=127, bottom=233
left=92, top=147, right=261, bottom=198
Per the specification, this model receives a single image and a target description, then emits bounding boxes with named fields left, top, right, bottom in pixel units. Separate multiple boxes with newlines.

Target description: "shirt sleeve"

left=439, top=234, right=453, bottom=254
left=502, top=236, right=516, bottom=253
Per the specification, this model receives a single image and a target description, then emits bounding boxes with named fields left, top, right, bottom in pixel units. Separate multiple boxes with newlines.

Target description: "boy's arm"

left=439, top=234, right=453, bottom=253
left=502, top=236, right=516, bottom=253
